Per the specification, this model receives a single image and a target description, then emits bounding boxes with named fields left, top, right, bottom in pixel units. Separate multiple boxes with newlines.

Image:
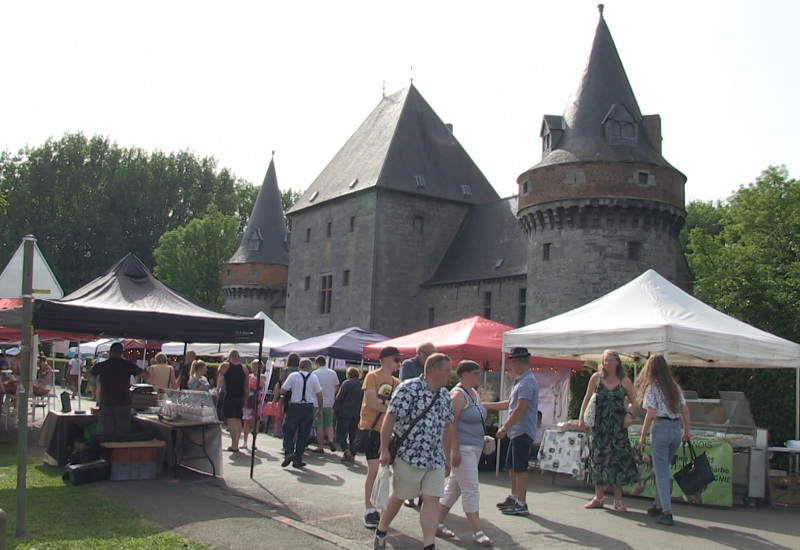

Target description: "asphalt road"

left=12, top=417, right=800, bottom=549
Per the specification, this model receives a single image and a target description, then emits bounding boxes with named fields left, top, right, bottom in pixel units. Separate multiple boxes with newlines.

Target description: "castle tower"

left=517, top=6, right=691, bottom=322
left=222, top=156, right=289, bottom=322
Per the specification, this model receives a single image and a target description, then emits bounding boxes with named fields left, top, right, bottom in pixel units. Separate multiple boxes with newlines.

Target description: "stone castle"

left=222, top=9, right=691, bottom=339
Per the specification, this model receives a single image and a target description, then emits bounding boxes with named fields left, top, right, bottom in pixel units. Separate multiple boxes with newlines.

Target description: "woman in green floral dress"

left=578, top=350, right=638, bottom=511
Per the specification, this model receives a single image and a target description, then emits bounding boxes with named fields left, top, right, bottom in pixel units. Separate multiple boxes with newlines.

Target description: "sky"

left=2, top=1, right=799, bottom=204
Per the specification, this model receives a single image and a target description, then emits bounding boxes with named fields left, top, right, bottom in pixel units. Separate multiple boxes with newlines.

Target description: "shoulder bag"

left=456, top=386, right=495, bottom=455
left=674, top=440, right=715, bottom=496
left=388, top=390, right=441, bottom=465
left=583, top=379, right=600, bottom=428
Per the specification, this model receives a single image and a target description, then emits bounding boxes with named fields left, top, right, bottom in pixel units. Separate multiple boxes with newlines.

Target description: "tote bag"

left=674, top=441, right=715, bottom=496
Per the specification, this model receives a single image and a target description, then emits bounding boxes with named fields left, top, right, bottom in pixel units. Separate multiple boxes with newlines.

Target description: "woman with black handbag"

left=635, top=353, right=691, bottom=526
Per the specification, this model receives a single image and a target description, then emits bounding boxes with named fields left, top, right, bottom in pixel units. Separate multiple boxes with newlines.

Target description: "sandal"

left=584, top=497, right=605, bottom=509
left=473, top=530, right=493, bottom=546
left=225, top=446, right=240, bottom=452
left=613, top=499, right=627, bottom=512
left=436, top=524, right=456, bottom=538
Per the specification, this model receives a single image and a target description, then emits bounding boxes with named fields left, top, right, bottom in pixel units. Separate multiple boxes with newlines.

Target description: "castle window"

left=632, top=170, right=655, bottom=187
left=326, top=222, right=332, bottom=238
left=518, top=288, right=527, bottom=327
left=413, top=216, right=424, bottom=234
left=305, top=227, right=311, bottom=243
left=483, top=291, right=492, bottom=320
left=247, top=230, right=261, bottom=251
left=309, top=191, right=319, bottom=202
left=414, top=175, right=426, bottom=188
left=542, top=243, right=551, bottom=261
left=343, top=269, right=350, bottom=287
left=319, top=274, right=333, bottom=314
left=226, top=268, right=231, bottom=276
left=304, top=276, right=310, bottom=291
left=522, top=180, right=530, bottom=195
left=461, top=184, right=473, bottom=197
left=250, top=268, right=258, bottom=277
left=348, top=178, right=359, bottom=188
left=603, top=104, right=638, bottom=147
left=628, top=242, right=642, bottom=261
left=428, top=307, right=435, bottom=327
left=349, top=216, right=355, bottom=233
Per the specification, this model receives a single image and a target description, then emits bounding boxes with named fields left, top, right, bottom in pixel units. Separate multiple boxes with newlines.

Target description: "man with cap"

left=359, top=346, right=401, bottom=529
left=494, top=347, right=539, bottom=516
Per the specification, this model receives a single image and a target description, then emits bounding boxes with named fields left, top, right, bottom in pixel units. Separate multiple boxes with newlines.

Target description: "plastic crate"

left=101, top=440, right=165, bottom=463
left=110, top=460, right=157, bottom=481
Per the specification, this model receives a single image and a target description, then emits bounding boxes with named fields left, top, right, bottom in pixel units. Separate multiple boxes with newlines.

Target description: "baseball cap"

left=379, top=346, right=404, bottom=359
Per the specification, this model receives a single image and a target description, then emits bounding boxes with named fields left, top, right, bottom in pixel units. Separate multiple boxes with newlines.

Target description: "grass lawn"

left=0, top=437, right=210, bottom=550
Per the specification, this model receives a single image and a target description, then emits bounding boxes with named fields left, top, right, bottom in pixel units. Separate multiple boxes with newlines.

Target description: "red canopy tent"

left=362, top=316, right=581, bottom=370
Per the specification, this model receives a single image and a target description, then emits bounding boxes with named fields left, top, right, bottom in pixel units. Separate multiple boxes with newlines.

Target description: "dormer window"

left=603, top=104, right=638, bottom=147
left=460, top=184, right=472, bottom=197
left=246, top=230, right=262, bottom=251
left=414, top=175, right=426, bottom=188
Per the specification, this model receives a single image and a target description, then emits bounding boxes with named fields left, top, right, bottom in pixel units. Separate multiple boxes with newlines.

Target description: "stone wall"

left=421, top=275, right=528, bottom=330
left=520, top=198, right=691, bottom=322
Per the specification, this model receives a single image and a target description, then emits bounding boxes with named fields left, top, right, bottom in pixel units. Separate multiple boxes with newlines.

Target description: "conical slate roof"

left=531, top=9, right=676, bottom=171
left=288, top=84, right=498, bottom=214
left=228, top=157, right=289, bottom=265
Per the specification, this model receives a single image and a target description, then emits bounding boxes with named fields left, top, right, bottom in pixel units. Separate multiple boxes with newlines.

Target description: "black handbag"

left=355, top=414, right=382, bottom=453
left=674, top=441, right=715, bottom=496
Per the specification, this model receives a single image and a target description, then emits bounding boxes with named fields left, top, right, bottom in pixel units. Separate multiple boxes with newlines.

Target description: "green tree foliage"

left=0, top=133, right=256, bottom=292
left=680, top=165, right=799, bottom=446
left=153, top=204, right=238, bottom=308
left=281, top=188, right=303, bottom=230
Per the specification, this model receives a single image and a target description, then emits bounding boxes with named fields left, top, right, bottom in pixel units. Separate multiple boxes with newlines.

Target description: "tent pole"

left=796, top=368, right=799, bottom=441
left=496, top=354, right=507, bottom=478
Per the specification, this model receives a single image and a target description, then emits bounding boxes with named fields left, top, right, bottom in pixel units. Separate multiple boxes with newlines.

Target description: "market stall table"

left=133, top=414, right=223, bottom=478
left=766, top=447, right=800, bottom=507
left=537, top=429, right=589, bottom=480
left=38, top=411, right=223, bottom=477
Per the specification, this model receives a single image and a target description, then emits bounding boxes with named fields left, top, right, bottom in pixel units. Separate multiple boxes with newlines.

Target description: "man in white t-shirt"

left=67, top=355, right=83, bottom=398
left=311, top=355, right=340, bottom=453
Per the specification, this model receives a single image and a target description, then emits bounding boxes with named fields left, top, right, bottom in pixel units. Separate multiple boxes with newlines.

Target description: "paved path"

left=11, top=416, right=800, bottom=549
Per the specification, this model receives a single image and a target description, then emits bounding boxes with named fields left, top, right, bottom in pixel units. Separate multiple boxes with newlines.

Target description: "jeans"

left=97, top=405, right=133, bottom=436
left=651, top=418, right=682, bottom=513
left=335, top=415, right=358, bottom=453
left=282, top=403, right=315, bottom=460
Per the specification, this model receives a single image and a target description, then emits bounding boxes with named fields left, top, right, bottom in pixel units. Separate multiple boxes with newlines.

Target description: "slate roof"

left=227, top=157, right=290, bottom=265
left=423, top=197, right=526, bottom=286
left=288, top=84, right=498, bottom=214
left=529, top=11, right=679, bottom=172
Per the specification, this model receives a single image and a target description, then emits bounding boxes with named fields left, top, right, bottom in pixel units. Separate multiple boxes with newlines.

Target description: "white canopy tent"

left=502, top=269, right=800, bottom=437
left=161, top=312, right=296, bottom=357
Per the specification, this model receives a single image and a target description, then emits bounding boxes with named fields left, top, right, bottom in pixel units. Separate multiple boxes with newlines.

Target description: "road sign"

left=0, top=237, right=64, bottom=299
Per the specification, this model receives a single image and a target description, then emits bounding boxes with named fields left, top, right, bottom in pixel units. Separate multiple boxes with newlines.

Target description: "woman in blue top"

left=437, top=360, right=494, bottom=546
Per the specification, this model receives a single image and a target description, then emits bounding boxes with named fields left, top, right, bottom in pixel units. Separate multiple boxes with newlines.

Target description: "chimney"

left=642, top=114, right=662, bottom=154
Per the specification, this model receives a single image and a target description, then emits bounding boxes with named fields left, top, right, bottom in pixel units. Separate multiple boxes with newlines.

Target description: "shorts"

left=243, top=407, right=255, bottom=421
left=391, top=456, right=446, bottom=500
left=505, top=434, right=534, bottom=473
left=313, top=407, right=334, bottom=428
left=223, top=394, right=244, bottom=421
left=362, top=429, right=381, bottom=460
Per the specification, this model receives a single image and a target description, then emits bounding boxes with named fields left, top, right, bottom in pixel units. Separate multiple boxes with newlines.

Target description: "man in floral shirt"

left=374, top=353, right=454, bottom=550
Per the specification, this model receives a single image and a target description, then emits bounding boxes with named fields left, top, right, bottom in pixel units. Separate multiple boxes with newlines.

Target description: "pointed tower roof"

left=532, top=6, right=676, bottom=170
left=289, top=84, right=498, bottom=214
left=227, top=156, right=289, bottom=265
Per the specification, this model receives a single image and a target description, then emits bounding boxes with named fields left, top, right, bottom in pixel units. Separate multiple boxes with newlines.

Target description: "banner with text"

left=624, top=437, right=733, bottom=507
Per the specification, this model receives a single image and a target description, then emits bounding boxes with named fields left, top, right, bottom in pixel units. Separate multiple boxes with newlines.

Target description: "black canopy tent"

left=27, top=254, right=264, bottom=343
left=2, top=253, right=266, bottom=477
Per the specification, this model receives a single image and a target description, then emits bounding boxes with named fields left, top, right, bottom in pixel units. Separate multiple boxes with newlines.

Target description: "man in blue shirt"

left=494, top=347, right=539, bottom=516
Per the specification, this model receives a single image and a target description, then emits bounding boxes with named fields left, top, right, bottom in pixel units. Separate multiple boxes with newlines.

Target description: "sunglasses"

left=393, top=357, right=401, bottom=364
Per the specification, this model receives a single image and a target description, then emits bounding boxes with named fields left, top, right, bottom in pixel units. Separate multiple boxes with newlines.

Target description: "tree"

left=682, top=166, right=800, bottom=446
left=685, top=166, right=800, bottom=343
left=281, top=188, right=303, bottom=230
left=153, top=204, right=239, bottom=308
left=0, top=133, right=257, bottom=292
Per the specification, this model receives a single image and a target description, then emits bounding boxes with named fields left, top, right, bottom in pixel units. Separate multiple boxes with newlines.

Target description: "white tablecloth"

left=538, top=429, right=589, bottom=479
